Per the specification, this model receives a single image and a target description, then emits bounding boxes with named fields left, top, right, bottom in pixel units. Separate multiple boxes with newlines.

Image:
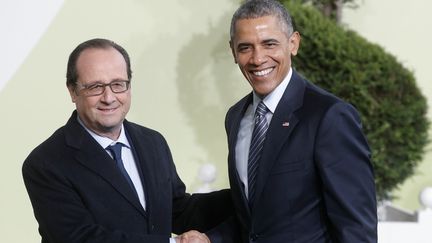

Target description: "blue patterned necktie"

left=248, top=101, right=269, bottom=208
left=107, top=143, right=136, bottom=193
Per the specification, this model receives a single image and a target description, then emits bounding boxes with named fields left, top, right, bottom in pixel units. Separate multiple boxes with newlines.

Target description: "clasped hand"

left=175, top=230, right=210, bottom=243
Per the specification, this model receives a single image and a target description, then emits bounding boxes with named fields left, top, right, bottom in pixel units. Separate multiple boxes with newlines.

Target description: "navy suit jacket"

left=210, top=71, right=377, bottom=243
left=23, top=111, right=232, bottom=243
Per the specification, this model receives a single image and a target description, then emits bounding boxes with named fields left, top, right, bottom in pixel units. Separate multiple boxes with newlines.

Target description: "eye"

left=87, top=83, right=104, bottom=91
left=111, top=81, right=124, bottom=88
left=237, top=45, right=251, bottom=53
left=264, top=42, right=277, bottom=48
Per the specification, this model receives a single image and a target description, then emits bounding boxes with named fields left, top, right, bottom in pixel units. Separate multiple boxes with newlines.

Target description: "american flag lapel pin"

left=282, top=121, right=290, bottom=127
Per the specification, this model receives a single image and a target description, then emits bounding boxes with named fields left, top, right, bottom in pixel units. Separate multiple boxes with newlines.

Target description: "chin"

left=98, top=119, right=121, bottom=129
left=253, top=86, right=274, bottom=97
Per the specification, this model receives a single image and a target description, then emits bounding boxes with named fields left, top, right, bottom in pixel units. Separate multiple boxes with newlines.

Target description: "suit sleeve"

left=22, top=151, right=170, bottom=243
left=205, top=107, right=242, bottom=243
left=206, top=216, right=242, bottom=243
left=152, top=134, right=234, bottom=234
left=314, top=102, right=377, bottom=243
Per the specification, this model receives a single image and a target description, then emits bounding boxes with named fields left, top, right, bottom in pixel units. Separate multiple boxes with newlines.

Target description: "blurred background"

left=1, top=0, right=431, bottom=242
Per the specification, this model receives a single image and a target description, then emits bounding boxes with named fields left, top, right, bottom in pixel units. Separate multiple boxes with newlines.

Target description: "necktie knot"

left=255, top=101, right=268, bottom=117
left=107, top=143, right=123, bottom=162
left=106, top=142, right=138, bottom=197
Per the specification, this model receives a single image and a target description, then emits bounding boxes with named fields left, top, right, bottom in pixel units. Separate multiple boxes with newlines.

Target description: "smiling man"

left=208, top=0, right=378, bottom=242
left=22, top=38, right=232, bottom=243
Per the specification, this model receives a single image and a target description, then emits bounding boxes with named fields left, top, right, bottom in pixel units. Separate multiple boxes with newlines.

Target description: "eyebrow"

left=84, top=79, right=129, bottom=85
left=236, top=38, right=280, bottom=48
left=236, top=42, right=251, bottom=48
left=262, top=38, right=280, bottom=44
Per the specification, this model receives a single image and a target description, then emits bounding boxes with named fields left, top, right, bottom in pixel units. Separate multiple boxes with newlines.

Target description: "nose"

left=100, top=86, right=116, bottom=103
left=250, top=48, right=266, bottom=66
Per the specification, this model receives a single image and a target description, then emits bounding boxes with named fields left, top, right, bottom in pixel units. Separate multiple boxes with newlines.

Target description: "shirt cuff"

left=169, top=237, right=177, bottom=243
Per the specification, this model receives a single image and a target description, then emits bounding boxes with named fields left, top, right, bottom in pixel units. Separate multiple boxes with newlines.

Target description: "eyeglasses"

left=76, top=80, right=130, bottom=97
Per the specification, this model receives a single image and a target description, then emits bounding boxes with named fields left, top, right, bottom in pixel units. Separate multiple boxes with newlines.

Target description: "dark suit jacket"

left=210, top=71, right=377, bottom=243
left=23, top=111, right=232, bottom=243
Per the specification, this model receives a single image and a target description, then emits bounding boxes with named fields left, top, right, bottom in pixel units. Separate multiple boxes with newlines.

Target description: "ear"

left=289, top=31, right=301, bottom=56
left=67, top=85, right=77, bottom=103
left=229, top=40, right=238, bottom=64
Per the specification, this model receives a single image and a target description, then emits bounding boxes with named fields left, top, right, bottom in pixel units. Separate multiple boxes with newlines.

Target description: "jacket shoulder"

left=226, top=94, right=251, bottom=118
left=22, top=125, right=68, bottom=171
left=124, top=120, right=165, bottom=140
left=301, top=80, right=349, bottom=116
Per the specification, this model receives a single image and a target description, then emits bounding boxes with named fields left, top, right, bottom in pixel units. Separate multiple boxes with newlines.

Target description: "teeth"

left=253, top=68, right=273, bottom=76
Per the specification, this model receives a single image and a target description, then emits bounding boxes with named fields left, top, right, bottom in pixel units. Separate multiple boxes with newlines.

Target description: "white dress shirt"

left=235, top=68, right=293, bottom=198
left=77, top=118, right=146, bottom=210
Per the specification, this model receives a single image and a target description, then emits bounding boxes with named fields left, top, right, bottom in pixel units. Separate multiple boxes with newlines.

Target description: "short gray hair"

left=230, top=0, right=294, bottom=40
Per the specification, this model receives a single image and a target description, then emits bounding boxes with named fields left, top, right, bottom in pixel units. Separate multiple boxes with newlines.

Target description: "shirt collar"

left=77, top=116, right=130, bottom=149
left=252, top=67, right=293, bottom=113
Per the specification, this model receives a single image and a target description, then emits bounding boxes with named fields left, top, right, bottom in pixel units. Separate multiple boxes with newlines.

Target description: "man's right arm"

left=22, top=153, right=170, bottom=243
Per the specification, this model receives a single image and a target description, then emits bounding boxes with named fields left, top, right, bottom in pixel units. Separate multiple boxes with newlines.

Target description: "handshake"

left=174, top=230, right=210, bottom=243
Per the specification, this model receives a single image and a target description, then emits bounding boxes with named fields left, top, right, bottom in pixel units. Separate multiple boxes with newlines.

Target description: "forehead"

left=76, top=47, right=127, bottom=82
left=76, top=47, right=124, bottom=66
left=233, top=15, right=286, bottom=42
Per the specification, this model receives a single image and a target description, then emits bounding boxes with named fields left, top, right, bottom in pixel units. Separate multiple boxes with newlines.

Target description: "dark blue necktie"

left=248, top=101, right=269, bottom=208
left=107, top=143, right=136, bottom=193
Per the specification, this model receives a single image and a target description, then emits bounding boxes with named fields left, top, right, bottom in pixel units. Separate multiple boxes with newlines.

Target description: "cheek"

left=275, top=52, right=291, bottom=68
left=77, top=97, right=98, bottom=110
left=274, top=50, right=288, bottom=61
left=235, top=54, right=249, bottom=66
left=120, top=94, right=132, bottom=108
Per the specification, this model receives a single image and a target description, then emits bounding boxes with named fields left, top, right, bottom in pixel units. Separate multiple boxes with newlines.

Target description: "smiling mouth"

left=99, top=107, right=118, bottom=112
left=252, top=67, right=274, bottom=76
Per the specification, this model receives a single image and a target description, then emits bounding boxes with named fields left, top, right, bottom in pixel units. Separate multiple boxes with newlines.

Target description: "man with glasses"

left=22, top=38, right=231, bottom=243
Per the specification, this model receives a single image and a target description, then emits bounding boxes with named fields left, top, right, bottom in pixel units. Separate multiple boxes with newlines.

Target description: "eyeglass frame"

left=74, top=80, right=131, bottom=97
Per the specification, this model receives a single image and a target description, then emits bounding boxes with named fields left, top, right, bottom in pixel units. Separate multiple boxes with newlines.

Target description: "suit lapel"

left=227, top=94, right=253, bottom=220
left=64, top=112, right=146, bottom=216
left=252, top=71, right=306, bottom=210
left=123, top=122, right=158, bottom=218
